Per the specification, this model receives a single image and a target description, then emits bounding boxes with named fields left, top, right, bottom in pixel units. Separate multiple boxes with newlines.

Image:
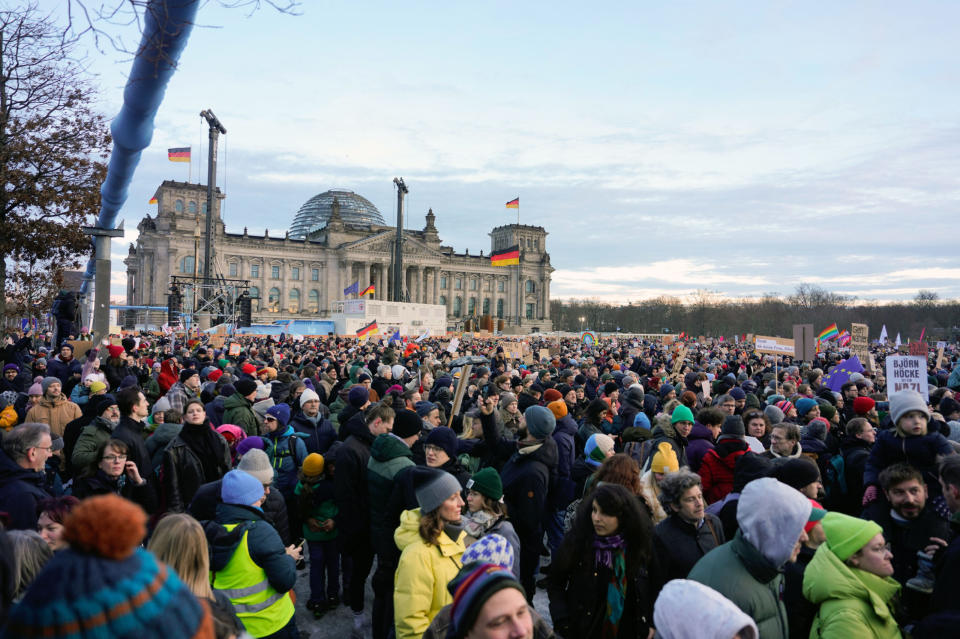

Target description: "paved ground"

left=291, top=558, right=552, bottom=638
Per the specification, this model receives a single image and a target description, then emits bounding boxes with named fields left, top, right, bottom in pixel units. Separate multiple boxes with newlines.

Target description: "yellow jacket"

left=393, top=508, right=466, bottom=639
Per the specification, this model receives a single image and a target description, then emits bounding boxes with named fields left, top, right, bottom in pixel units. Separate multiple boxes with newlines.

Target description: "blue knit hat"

left=462, top=534, right=514, bottom=569
left=3, top=494, right=213, bottom=639
left=266, top=403, right=290, bottom=428
left=795, top=397, right=818, bottom=417
left=221, top=469, right=265, bottom=506
left=415, top=400, right=437, bottom=417
left=524, top=405, right=556, bottom=440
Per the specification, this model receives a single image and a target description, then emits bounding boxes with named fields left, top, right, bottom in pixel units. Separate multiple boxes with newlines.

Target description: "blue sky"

left=65, top=1, right=960, bottom=302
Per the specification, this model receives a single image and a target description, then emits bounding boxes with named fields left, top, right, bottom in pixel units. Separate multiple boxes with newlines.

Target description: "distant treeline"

left=550, top=285, right=960, bottom=340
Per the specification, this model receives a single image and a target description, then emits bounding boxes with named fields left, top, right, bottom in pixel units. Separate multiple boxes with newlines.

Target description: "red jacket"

left=698, top=439, right=751, bottom=504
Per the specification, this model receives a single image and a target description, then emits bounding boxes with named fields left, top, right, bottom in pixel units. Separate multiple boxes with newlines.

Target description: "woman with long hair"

left=548, top=483, right=663, bottom=639
left=462, top=468, right=520, bottom=576
left=161, top=398, right=232, bottom=512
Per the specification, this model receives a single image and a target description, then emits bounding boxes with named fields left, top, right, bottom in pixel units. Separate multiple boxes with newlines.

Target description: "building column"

left=415, top=266, right=423, bottom=303
left=432, top=268, right=439, bottom=304
left=361, top=262, right=370, bottom=294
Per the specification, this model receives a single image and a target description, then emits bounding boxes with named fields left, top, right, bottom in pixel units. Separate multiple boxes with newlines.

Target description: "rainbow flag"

left=148, top=196, right=158, bottom=204
left=818, top=323, right=839, bottom=342
left=360, top=284, right=375, bottom=297
left=505, top=197, right=519, bottom=209
left=168, top=147, right=191, bottom=162
left=357, top=320, right=378, bottom=337
left=490, top=244, right=519, bottom=266
left=838, top=330, right=851, bottom=347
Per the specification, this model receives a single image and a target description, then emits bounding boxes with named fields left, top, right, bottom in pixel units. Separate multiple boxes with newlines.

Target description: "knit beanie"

left=299, top=387, right=320, bottom=407
left=543, top=388, right=563, bottom=403
left=775, top=400, right=794, bottom=415
left=41, top=376, right=61, bottom=393
left=795, top=398, right=818, bottom=417
left=3, top=495, right=214, bottom=639
left=152, top=396, right=172, bottom=414
left=522, top=405, right=554, bottom=440
left=95, top=394, right=118, bottom=415
left=2, top=363, right=18, bottom=373
left=467, top=467, right=503, bottom=501
left=805, top=499, right=828, bottom=534
left=425, top=426, right=458, bottom=459
left=498, top=392, right=517, bottom=409
left=671, top=404, right=695, bottom=424
left=446, top=563, right=525, bottom=639
left=255, top=383, right=271, bottom=401
left=221, top=469, right=265, bottom=505
left=179, top=369, right=199, bottom=384
left=890, top=389, right=929, bottom=425
left=207, top=368, right=223, bottom=383
left=236, top=448, right=274, bottom=485
left=234, top=379, right=257, bottom=397
left=653, top=579, right=758, bottom=639
left=393, top=409, right=422, bottom=439
left=461, top=534, right=514, bottom=570
left=348, top=384, right=370, bottom=408
left=218, top=358, right=230, bottom=369
left=720, top=415, right=746, bottom=439
left=266, top=403, right=290, bottom=428
left=818, top=403, right=837, bottom=421
left=852, top=396, right=875, bottom=415
left=28, top=382, right=42, bottom=396
left=414, top=468, right=462, bottom=513
left=763, top=404, right=785, bottom=425
left=302, top=453, right=325, bottom=477
left=547, top=399, right=568, bottom=420
left=89, top=380, right=107, bottom=394
left=651, top=442, right=680, bottom=474
left=822, top=511, right=883, bottom=561
left=241, top=363, right=257, bottom=375
left=106, top=344, right=125, bottom=359
left=802, top=419, right=828, bottom=442
left=728, top=387, right=746, bottom=400
left=584, top=433, right=616, bottom=467
left=660, top=383, right=676, bottom=399
left=415, top=400, right=437, bottom=417
left=236, top=436, right=266, bottom=458
left=773, top=457, right=820, bottom=490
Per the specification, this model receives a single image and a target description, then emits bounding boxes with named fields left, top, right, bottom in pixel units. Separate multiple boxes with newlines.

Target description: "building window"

left=188, top=201, right=197, bottom=214
left=228, top=262, right=238, bottom=277
left=291, top=267, right=300, bottom=280
left=439, top=295, right=447, bottom=308
left=251, top=264, right=260, bottom=278
left=526, top=238, right=532, bottom=249
left=311, top=268, right=319, bottom=281
left=497, top=299, right=504, bottom=318
left=483, top=298, right=490, bottom=315
left=440, top=276, right=447, bottom=289
left=468, top=297, right=476, bottom=315
left=469, top=279, right=477, bottom=291
left=249, top=286, right=260, bottom=312
left=454, top=278, right=462, bottom=290
left=525, top=303, right=534, bottom=319
left=288, top=288, right=300, bottom=313
left=180, top=256, right=194, bottom=274
left=497, top=280, right=505, bottom=292
left=525, top=280, right=535, bottom=294
left=268, top=288, right=281, bottom=312
left=271, top=265, right=280, bottom=279
left=175, top=199, right=184, bottom=213
left=201, top=202, right=207, bottom=215
left=453, top=296, right=462, bottom=317
left=308, top=289, right=320, bottom=313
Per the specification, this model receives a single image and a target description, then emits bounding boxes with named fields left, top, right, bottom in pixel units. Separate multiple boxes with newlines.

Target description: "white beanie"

left=300, top=387, right=320, bottom=408
left=890, top=389, right=930, bottom=426
left=654, top=579, right=757, bottom=639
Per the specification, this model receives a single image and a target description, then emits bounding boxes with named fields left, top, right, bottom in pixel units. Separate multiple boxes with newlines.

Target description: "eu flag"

left=822, top=355, right=865, bottom=392
left=343, top=281, right=359, bottom=296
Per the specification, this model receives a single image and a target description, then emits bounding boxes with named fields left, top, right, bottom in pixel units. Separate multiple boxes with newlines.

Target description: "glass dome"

left=289, top=189, right=385, bottom=238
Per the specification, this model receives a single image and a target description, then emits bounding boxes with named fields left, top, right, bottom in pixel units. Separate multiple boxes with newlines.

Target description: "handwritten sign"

left=850, top=323, right=869, bottom=367
left=754, top=335, right=795, bottom=356
left=228, top=343, right=241, bottom=357
left=885, top=355, right=928, bottom=402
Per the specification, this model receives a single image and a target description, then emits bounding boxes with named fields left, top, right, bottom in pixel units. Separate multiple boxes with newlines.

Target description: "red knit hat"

left=207, top=369, right=223, bottom=382
left=853, top=396, right=876, bottom=415
left=107, top=344, right=125, bottom=359
left=543, top=388, right=563, bottom=403
left=241, top=363, right=256, bottom=375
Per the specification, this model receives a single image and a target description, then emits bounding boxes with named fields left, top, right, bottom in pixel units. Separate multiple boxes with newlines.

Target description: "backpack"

left=822, top=453, right=848, bottom=503
left=624, top=439, right=654, bottom=469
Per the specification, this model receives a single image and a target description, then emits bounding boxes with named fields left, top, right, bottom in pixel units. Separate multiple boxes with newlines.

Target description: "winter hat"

left=446, top=563, right=525, bottom=639
left=671, top=404, right=695, bottom=424
left=821, top=511, right=883, bottom=561
left=425, top=426, right=458, bottom=459
left=543, top=388, right=563, bottom=403
left=938, top=396, right=960, bottom=417
left=584, top=433, right=616, bottom=467
left=302, top=453, right=325, bottom=477
left=2, top=363, right=19, bottom=373
left=253, top=382, right=271, bottom=401
left=220, top=383, right=236, bottom=398
left=651, top=442, right=680, bottom=474
left=467, top=467, right=503, bottom=501
left=152, top=396, right=172, bottom=414
left=890, top=389, right=930, bottom=425
left=461, top=534, right=513, bottom=570
left=179, top=369, right=199, bottom=384
left=805, top=499, right=828, bottom=534
left=85, top=379, right=107, bottom=394
left=119, top=375, right=139, bottom=390
left=297, top=387, right=319, bottom=407
left=773, top=457, right=820, bottom=490
left=762, top=404, right=784, bottom=426
left=498, top=392, right=517, bottom=409
left=236, top=436, right=266, bottom=458
left=818, top=403, right=837, bottom=421
left=775, top=400, right=794, bottom=415
left=720, top=415, right=746, bottom=439
left=736, top=477, right=812, bottom=568
left=852, top=396, right=875, bottom=415
left=728, top=387, right=746, bottom=401
left=414, top=468, right=462, bottom=513
left=529, top=382, right=544, bottom=394
left=795, top=398, right=818, bottom=417
left=348, top=385, right=370, bottom=408
left=222, top=471, right=264, bottom=509
left=393, top=409, right=422, bottom=438
left=4, top=494, right=213, bottom=639
left=524, top=405, right=556, bottom=440
left=28, top=382, right=42, bottom=396
left=603, top=381, right=618, bottom=397
left=41, top=376, right=61, bottom=393
left=234, top=379, right=257, bottom=397
left=660, top=383, right=676, bottom=399
left=94, top=394, right=118, bottom=415
left=216, top=424, right=245, bottom=446
left=207, top=368, right=223, bottom=383
left=266, top=403, right=291, bottom=428
left=802, top=419, right=828, bottom=442
left=547, top=399, right=568, bottom=420
left=106, top=344, right=125, bottom=359
left=653, top=579, right=758, bottom=639
left=0, top=390, right=17, bottom=408
left=415, top=400, right=437, bottom=417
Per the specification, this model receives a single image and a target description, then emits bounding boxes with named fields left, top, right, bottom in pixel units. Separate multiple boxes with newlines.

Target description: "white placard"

left=885, top=355, right=929, bottom=402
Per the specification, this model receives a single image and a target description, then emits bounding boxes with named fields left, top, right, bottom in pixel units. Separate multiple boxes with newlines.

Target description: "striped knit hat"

left=3, top=494, right=213, bottom=639
left=446, top=563, right=525, bottom=639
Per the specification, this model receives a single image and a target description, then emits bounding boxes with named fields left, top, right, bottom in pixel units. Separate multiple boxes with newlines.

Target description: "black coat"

left=334, top=422, right=374, bottom=552
left=161, top=432, right=231, bottom=514
left=0, top=448, right=50, bottom=530
left=289, top=412, right=337, bottom=455
left=188, top=479, right=292, bottom=545
left=863, top=500, right=952, bottom=585
left=838, top=435, right=872, bottom=515
left=930, top=513, right=960, bottom=614
left=501, top=438, right=558, bottom=550
left=72, top=469, right=156, bottom=512
left=653, top=513, right=725, bottom=581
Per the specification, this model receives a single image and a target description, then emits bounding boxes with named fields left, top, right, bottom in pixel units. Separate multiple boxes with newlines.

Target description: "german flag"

left=505, top=197, right=519, bottom=209
left=491, top=245, right=519, bottom=266
left=168, top=147, right=191, bottom=163
left=357, top=320, right=378, bottom=337
left=360, top=284, right=375, bottom=297
left=148, top=196, right=158, bottom=204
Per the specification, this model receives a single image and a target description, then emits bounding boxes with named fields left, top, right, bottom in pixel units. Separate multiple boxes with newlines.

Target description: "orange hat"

left=547, top=399, right=568, bottom=420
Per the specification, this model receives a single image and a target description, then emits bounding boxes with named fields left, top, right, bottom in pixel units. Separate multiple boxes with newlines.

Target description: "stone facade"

left=124, top=181, right=554, bottom=332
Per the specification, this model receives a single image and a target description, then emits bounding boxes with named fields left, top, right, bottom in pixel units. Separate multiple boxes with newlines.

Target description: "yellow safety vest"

left=211, top=523, right=295, bottom=638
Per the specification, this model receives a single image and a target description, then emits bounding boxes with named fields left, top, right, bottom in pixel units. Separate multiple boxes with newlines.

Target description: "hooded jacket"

left=802, top=543, right=902, bottom=639
left=289, top=410, right=336, bottom=455
left=619, top=385, right=646, bottom=435
left=367, top=433, right=414, bottom=558
left=698, top=439, right=750, bottom=504
left=0, top=448, right=50, bottom=530
left=264, top=424, right=308, bottom=498
left=551, top=413, right=578, bottom=509
left=393, top=508, right=465, bottom=639
left=208, top=502, right=297, bottom=595
left=500, top=437, right=558, bottom=550
left=334, top=420, right=375, bottom=550
left=645, top=420, right=688, bottom=471
left=70, top=415, right=118, bottom=474
left=222, top=392, right=260, bottom=437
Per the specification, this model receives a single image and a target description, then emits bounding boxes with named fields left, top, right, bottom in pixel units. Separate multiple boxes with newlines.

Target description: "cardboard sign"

left=885, top=355, right=929, bottom=401
left=228, top=343, right=241, bottom=357
left=908, top=341, right=929, bottom=357
left=208, top=335, right=226, bottom=349
left=850, top=323, right=870, bottom=368
left=936, top=346, right=945, bottom=370
left=754, top=335, right=795, bottom=356
left=792, top=324, right=815, bottom=361
left=672, top=346, right=688, bottom=376
left=539, top=349, right=550, bottom=361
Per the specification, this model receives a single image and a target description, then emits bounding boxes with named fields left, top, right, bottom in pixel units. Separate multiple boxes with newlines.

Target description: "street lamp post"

left=579, top=316, right=585, bottom=332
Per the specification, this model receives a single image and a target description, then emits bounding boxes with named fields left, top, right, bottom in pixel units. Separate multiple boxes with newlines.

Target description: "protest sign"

left=208, top=334, right=226, bottom=349
left=908, top=341, right=929, bottom=357
left=936, top=346, right=945, bottom=370
left=539, top=349, right=550, bottom=361
left=754, top=335, right=795, bottom=356
left=446, top=337, right=460, bottom=354
left=885, top=355, right=929, bottom=401
left=228, top=343, right=241, bottom=356
left=792, top=324, right=815, bottom=361
left=67, top=340, right=93, bottom=360
left=850, top=323, right=869, bottom=368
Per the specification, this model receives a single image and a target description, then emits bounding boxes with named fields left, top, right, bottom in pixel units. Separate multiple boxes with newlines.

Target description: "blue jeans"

left=308, top=539, right=340, bottom=601
left=545, top=508, right=565, bottom=558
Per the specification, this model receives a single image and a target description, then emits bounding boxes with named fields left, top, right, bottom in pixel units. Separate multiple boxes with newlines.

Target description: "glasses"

left=33, top=446, right=53, bottom=452
left=103, top=455, right=127, bottom=463
left=264, top=416, right=278, bottom=423
left=424, top=444, right=445, bottom=454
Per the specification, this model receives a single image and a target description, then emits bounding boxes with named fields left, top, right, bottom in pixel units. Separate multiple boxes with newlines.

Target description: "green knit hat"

left=217, top=358, right=229, bottom=369
left=467, top=467, right=503, bottom=501
left=822, top=512, right=882, bottom=561
left=671, top=404, right=695, bottom=424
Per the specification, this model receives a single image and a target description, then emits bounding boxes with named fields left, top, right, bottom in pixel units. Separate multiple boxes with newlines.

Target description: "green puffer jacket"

left=222, top=392, right=260, bottom=436
left=367, top=433, right=414, bottom=554
left=688, top=530, right=789, bottom=639
left=802, top=544, right=902, bottom=639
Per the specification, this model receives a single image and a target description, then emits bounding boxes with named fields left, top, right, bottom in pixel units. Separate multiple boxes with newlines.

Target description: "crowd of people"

left=1, top=326, right=959, bottom=638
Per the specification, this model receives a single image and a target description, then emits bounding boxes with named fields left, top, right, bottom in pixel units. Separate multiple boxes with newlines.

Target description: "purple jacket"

left=686, top=422, right=716, bottom=472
